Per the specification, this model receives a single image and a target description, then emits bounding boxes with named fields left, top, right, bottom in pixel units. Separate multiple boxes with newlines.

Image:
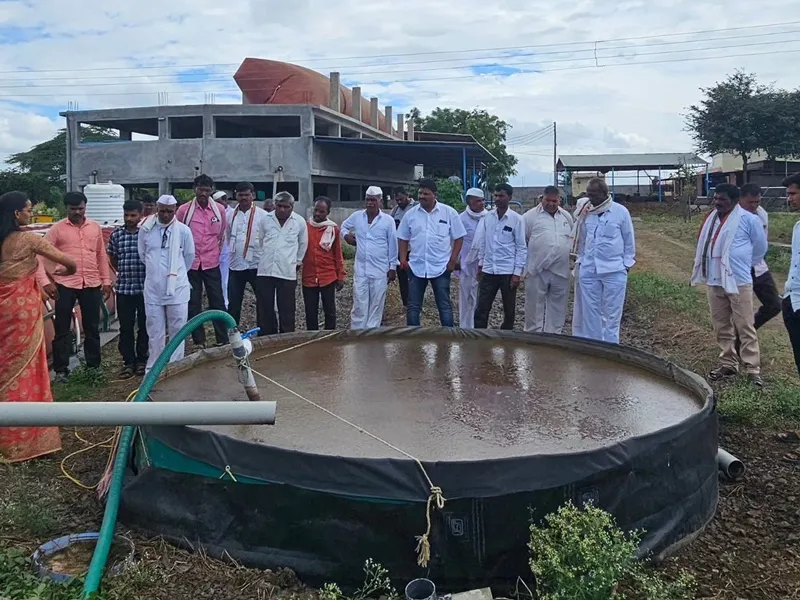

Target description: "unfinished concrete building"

left=62, top=59, right=495, bottom=215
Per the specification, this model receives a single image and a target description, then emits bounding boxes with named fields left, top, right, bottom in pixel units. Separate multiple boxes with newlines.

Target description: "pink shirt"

left=36, top=219, right=111, bottom=289
left=176, top=200, right=227, bottom=271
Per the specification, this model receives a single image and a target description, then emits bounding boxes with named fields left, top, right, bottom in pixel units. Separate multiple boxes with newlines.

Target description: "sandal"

left=709, top=366, right=738, bottom=381
left=134, top=364, right=146, bottom=377
left=775, top=431, right=800, bottom=443
left=782, top=452, right=800, bottom=465
left=118, top=366, right=135, bottom=380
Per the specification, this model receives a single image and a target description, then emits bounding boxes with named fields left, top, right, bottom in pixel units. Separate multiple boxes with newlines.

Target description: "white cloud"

left=0, top=0, right=798, bottom=184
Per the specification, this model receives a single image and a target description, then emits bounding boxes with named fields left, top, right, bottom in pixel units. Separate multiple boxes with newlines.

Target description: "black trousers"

left=397, top=269, right=410, bottom=307
left=53, top=285, right=102, bottom=373
left=256, top=276, right=296, bottom=335
left=116, top=293, right=148, bottom=367
left=783, top=297, right=800, bottom=377
left=474, top=274, right=517, bottom=330
left=303, top=283, right=337, bottom=331
left=188, top=266, right=229, bottom=345
left=753, top=270, right=783, bottom=329
left=227, top=268, right=264, bottom=329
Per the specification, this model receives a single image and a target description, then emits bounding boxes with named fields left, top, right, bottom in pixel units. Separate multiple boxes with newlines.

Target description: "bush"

left=320, top=559, right=397, bottom=600
left=529, top=502, right=696, bottom=600
left=434, top=178, right=465, bottom=212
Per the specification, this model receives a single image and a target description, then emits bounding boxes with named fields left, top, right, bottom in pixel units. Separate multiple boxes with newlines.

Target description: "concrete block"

left=385, top=106, right=393, bottom=134
left=370, top=97, right=379, bottom=128
left=396, top=113, right=404, bottom=139
left=352, top=87, right=362, bottom=120
left=450, top=588, right=493, bottom=600
left=329, top=72, right=341, bottom=112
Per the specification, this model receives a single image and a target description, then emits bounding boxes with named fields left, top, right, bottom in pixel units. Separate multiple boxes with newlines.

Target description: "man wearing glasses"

left=138, top=195, right=196, bottom=373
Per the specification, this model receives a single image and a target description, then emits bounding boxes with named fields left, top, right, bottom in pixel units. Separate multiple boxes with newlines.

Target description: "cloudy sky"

left=1, top=0, right=799, bottom=185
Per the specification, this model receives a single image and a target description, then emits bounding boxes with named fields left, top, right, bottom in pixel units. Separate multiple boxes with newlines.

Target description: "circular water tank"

left=83, top=182, right=125, bottom=226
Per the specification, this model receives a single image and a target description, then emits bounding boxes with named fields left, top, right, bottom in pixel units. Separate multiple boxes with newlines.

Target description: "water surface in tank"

left=151, top=337, right=703, bottom=461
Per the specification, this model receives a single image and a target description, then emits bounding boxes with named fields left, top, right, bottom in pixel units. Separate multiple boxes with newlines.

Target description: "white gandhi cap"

left=157, top=194, right=178, bottom=206
left=466, top=187, right=484, bottom=198
left=365, top=186, right=383, bottom=197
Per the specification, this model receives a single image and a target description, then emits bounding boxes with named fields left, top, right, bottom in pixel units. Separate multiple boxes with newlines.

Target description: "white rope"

left=252, top=331, right=339, bottom=363
left=249, top=366, right=445, bottom=567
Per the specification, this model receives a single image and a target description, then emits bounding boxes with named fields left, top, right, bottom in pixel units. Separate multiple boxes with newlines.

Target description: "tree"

left=408, top=107, right=518, bottom=188
left=6, top=126, right=116, bottom=187
left=434, top=178, right=465, bottom=212
left=685, top=71, right=793, bottom=182
left=0, top=170, right=58, bottom=204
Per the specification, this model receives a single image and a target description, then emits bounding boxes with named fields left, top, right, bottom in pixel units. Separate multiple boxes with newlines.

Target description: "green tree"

left=6, top=126, right=116, bottom=187
left=434, top=178, right=465, bottom=212
left=409, top=107, right=517, bottom=188
left=684, top=71, right=795, bottom=182
left=0, top=170, right=60, bottom=205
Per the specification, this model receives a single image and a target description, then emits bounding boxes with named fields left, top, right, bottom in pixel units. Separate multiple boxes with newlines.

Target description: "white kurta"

left=256, top=211, right=309, bottom=281
left=457, top=210, right=486, bottom=328
left=137, top=220, right=196, bottom=371
left=341, top=210, right=398, bottom=329
left=219, top=206, right=234, bottom=306
left=522, top=205, right=574, bottom=334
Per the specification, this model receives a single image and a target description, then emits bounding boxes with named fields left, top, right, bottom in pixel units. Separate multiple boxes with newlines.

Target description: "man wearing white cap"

left=456, top=188, right=488, bottom=328
left=137, top=195, right=196, bottom=373
left=341, top=186, right=397, bottom=328
left=522, top=186, right=574, bottom=334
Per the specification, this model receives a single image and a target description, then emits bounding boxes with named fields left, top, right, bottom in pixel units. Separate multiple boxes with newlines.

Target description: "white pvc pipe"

left=0, top=401, right=276, bottom=427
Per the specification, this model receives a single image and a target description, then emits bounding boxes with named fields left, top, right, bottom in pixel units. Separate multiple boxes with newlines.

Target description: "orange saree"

left=0, top=271, right=61, bottom=462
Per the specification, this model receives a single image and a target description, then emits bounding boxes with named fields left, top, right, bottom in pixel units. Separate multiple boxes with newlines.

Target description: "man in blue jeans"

left=398, top=179, right=466, bottom=326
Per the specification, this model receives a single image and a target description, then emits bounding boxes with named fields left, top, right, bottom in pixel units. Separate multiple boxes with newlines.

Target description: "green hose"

left=82, top=310, right=237, bottom=598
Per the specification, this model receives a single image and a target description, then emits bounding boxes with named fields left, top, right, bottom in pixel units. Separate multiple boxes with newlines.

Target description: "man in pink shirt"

left=176, top=174, right=229, bottom=348
left=38, top=191, right=112, bottom=380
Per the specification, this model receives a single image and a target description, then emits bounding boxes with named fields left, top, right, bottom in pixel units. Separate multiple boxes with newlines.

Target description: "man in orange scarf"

left=302, top=196, right=346, bottom=330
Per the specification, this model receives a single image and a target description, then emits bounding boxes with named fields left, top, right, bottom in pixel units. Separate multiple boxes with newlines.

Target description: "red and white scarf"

left=228, top=206, right=258, bottom=258
left=308, top=218, right=338, bottom=251
left=181, top=197, right=223, bottom=241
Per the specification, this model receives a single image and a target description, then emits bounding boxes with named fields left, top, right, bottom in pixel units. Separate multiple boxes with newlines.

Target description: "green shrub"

left=529, top=502, right=696, bottom=600
left=435, top=178, right=465, bottom=212
left=320, top=559, right=397, bottom=600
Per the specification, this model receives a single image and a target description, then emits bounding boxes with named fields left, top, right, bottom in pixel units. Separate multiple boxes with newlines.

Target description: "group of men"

left=691, top=177, right=800, bottom=386
left=335, top=177, right=636, bottom=347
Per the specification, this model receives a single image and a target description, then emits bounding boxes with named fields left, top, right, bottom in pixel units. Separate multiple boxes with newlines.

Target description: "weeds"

left=0, top=548, right=84, bottom=600
left=529, top=502, right=696, bottom=600
left=717, top=375, right=800, bottom=426
left=53, top=365, right=110, bottom=403
left=0, top=468, right=60, bottom=538
left=626, top=271, right=704, bottom=317
left=319, top=559, right=397, bottom=600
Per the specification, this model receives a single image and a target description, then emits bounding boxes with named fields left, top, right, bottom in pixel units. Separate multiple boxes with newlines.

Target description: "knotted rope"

left=249, top=367, right=446, bottom=567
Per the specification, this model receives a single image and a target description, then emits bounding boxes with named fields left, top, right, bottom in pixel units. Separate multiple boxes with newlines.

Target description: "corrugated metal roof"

left=557, top=153, right=707, bottom=171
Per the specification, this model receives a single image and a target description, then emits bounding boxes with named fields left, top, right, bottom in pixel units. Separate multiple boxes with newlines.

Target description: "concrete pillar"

left=158, top=179, right=170, bottom=196
left=370, top=97, right=379, bottom=129
left=385, top=106, right=393, bottom=135
left=408, top=119, right=415, bottom=142
left=158, top=116, right=168, bottom=140
left=329, top=72, right=341, bottom=112
left=396, top=113, right=404, bottom=140
left=352, top=87, right=362, bottom=121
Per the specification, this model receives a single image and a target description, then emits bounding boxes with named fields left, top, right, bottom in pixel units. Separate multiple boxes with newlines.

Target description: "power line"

left=1, top=19, right=798, bottom=76
left=1, top=46, right=797, bottom=99
left=506, top=124, right=554, bottom=143
left=1, top=27, right=797, bottom=85
left=3, top=37, right=797, bottom=92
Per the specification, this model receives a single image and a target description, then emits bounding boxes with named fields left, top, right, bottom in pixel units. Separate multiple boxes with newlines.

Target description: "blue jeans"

left=407, top=270, right=454, bottom=326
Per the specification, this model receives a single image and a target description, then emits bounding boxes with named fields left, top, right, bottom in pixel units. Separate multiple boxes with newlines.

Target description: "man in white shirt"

left=573, top=178, right=636, bottom=345
left=138, top=195, right=196, bottom=373
left=397, top=179, right=467, bottom=327
left=523, top=186, right=574, bottom=334
left=472, top=183, right=527, bottom=329
left=341, top=186, right=398, bottom=328
left=739, top=183, right=782, bottom=330
left=214, top=190, right=232, bottom=308
left=781, top=172, right=800, bottom=377
left=226, top=182, right=268, bottom=329
left=691, top=183, right=767, bottom=387
left=256, top=191, right=308, bottom=335
left=456, top=188, right=488, bottom=328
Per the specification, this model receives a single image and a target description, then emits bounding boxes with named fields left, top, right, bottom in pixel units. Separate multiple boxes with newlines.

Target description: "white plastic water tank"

left=82, top=181, right=125, bottom=226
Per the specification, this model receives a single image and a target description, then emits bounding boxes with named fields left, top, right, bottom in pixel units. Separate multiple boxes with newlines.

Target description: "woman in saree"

left=1, top=191, right=77, bottom=462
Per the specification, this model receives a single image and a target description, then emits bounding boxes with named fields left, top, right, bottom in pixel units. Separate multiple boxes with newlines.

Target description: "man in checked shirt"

left=107, top=199, right=148, bottom=378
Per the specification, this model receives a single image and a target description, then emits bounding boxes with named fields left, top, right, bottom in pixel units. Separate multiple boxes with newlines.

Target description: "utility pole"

left=553, top=121, right=558, bottom=187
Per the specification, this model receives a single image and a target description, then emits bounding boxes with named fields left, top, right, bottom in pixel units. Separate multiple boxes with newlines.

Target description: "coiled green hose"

left=82, top=310, right=237, bottom=598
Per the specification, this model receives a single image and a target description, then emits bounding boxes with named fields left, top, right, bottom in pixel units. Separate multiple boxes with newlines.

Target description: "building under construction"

left=62, top=58, right=495, bottom=214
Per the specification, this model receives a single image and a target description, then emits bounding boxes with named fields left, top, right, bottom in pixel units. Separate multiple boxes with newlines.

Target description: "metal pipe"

left=229, top=328, right=261, bottom=401
left=0, top=401, right=276, bottom=427
left=717, top=448, right=745, bottom=480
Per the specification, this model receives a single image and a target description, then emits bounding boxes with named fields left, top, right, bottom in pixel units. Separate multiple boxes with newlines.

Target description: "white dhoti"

left=575, top=269, right=628, bottom=344
left=524, top=270, right=569, bottom=334
left=219, top=249, right=230, bottom=308
left=350, top=276, right=388, bottom=329
left=145, top=303, right=189, bottom=372
left=458, top=264, right=480, bottom=329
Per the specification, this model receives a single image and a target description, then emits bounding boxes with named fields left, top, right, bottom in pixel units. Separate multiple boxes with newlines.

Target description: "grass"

left=0, top=463, right=61, bottom=539
left=717, top=375, right=800, bottom=426
left=626, top=271, right=705, bottom=317
left=52, top=365, right=110, bottom=403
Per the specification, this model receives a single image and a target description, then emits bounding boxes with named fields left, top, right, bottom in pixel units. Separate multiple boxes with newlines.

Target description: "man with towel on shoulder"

left=303, top=196, right=346, bottom=330
left=691, top=183, right=768, bottom=387
left=138, top=195, right=196, bottom=373
left=456, top=188, right=488, bottom=328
